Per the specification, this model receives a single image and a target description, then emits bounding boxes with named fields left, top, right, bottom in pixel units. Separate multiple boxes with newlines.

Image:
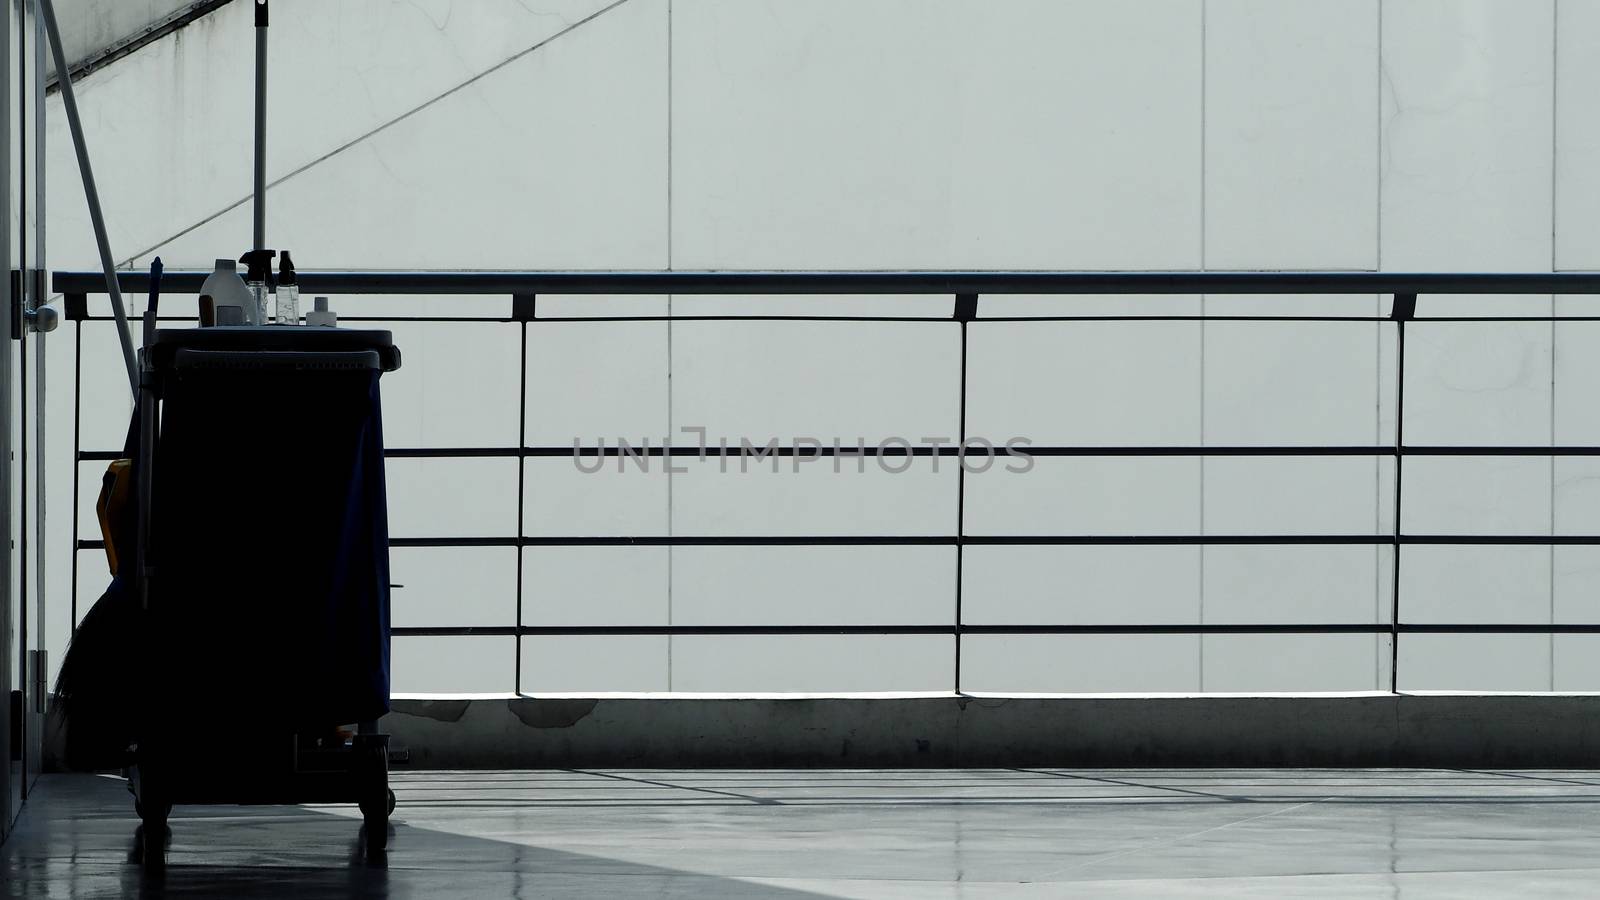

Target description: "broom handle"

left=38, top=0, right=137, bottom=397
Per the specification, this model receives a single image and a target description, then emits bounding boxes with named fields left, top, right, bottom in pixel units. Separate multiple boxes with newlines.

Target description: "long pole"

left=253, top=0, right=268, bottom=251
left=38, top=0, right=136, bottom=396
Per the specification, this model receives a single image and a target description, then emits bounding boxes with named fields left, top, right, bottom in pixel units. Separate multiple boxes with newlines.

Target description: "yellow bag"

left=95, top=458, right=133, bottom=575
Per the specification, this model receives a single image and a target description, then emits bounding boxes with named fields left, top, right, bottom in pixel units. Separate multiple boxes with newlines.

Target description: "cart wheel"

left=133, top=759, right=171, bottom=869
left=356, top=741, right=391, bottom=860
left=138, top=823, right=168, bottom=872
left=133, top=800, right=173, bottom=821
left=357, top=779, right=391, bottom=821
left=359, top=791, right=391, bottom=857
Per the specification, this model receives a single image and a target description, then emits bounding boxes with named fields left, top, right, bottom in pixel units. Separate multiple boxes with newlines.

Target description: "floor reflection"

left=6, top=769, right=1600, bottom=898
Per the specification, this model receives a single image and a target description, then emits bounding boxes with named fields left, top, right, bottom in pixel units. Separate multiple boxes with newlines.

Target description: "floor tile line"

left=564, top=768, right=779, bottom=805
left=1038, top=797, right=1333, bottom=879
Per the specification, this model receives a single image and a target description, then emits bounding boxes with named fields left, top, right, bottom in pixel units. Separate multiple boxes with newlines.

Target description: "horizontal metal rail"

left=73, top=445, right=1600, bottom=460
left=75, top=534, right=1600, bottom=548
left=51, top=269, right=1600, bottom=295
left=389, top=624, right=1600, bottom=637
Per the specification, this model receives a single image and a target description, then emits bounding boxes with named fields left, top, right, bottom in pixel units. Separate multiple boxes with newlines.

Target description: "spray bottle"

left=276, top=251, right=300, bottom=324
left=239, top=248, right=276, bottom=325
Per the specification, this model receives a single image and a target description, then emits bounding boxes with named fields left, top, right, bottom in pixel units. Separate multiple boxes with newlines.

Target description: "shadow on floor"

left=1, top=775, right=834, bottom=899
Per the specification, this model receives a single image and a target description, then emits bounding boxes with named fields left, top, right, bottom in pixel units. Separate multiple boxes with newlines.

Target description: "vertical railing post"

left=513, top=293, right=535, bottom=695
left=68, top=306, right=83, bottom=633
left=953, top=292, right=978, bottom=694
left=1389, top=292, right=1416, bottom=693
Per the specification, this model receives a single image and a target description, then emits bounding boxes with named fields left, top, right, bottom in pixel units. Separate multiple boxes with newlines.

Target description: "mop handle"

left=143, top=258, right=163, bottom=350
left=253, top=0, right=269, bottom=253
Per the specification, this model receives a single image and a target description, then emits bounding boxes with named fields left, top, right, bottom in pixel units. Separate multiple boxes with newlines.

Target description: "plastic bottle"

left=306, top=296, right=337, bottom=328
left=276, top=251, right=300, bottom=324
left=239, top=249, right=277, bottom=325
left=199, top=258, right=254, bottom=326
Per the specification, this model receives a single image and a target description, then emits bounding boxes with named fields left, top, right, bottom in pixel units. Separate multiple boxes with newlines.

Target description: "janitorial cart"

left=126, top=321, right=402, bottom=867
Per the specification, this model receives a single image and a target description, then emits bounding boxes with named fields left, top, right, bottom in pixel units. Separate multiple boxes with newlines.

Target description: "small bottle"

left=239, top=248, right=276, bottom=325
left=276, top=251, right=300, bottom=324
left=306, top=296, right=337, bottom=328
left=199, top=258, right=252, bottom=325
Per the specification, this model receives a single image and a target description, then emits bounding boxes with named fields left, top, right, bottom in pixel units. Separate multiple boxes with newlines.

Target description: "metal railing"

left=53, top=269, right=1600, bottom=694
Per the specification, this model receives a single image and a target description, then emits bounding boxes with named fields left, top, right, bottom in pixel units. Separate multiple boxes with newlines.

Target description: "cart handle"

left=171, top=349, right=383, bottom=373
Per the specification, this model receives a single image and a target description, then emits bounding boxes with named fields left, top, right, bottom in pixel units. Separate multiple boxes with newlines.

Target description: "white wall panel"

left=670, top=546, right=954, bottom=626
left=1553, top=634, right=1600, bottom=690
left=671, top=457, right=956, bottom=537
left=1555, top=457, right=1600, bottom=534
left=1399, top=633, right=1550, bottom=692
left=669, top=635, right=951, bottom=693
left=671, top=0, right=1201, bottom=269
left=1205, top=0, right=1379, bottom=268
left=1554, top=545, right=1600, bottom=622
left=966, top=322, right=1201, bottom=447
left=964, top=458, right=1200, bottom=537
left=1201, top=296, right=1382, bottom=318
left=978, top=295, right=1202, bottom=319
left=526, top=322, right=669, bottom=447
left=1555, top=0, right=1600, bottom=269
left=1554, top=321, right=1600, bottom=444
left=522, top=635, right=670, bottom=693
left=1400, top=546, right=1551, bottom=623
left=1204, top=457, right=1381, bottom=536
left=523, top=457, right=668, bottom=537
left=962, top=634, right=1199, bottom=693
left=522, top=546, right=670, bottom=627
left=535, top=295, right=671, bottom=320
left=1404, top=323, right=1553, bottom=446
left=381, top=322, right=521, bottom=448
left=1203, top=322, right=1379, bottom=445
left=671, top=322, right=958, bottom=445
left=386, top=457, right=519, bottom=539
left=1380, top=0, right=1554, bottom=271
left=392, top=636, right=516, bottom=694
left=390, top=547, right=517, bottom=628
left=946, top=0, right=1203, bottom=270
left=1202, top=634, right=1378, bottom=692
left=962, top=546, right=1199, bottom=625
left=1402, top=456, right=1551, bottom=536
left=671, top=295, right=951, bottom=319
left=1203, top=546, right=1380, bottom=624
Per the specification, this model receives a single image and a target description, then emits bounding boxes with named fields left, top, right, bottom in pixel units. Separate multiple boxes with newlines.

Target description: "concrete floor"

left=5, top=769, right=1600, bottom=897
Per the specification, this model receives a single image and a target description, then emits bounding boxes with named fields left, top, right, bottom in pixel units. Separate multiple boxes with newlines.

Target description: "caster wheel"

left=139, top=824, right=168, bottom=872
left=134, top=800, right=173, bottom=821
left=358, top=789, right=392, bottom=822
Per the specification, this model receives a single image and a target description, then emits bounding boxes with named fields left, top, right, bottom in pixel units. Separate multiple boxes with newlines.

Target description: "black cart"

left=127, top=326, right=402, bottom=866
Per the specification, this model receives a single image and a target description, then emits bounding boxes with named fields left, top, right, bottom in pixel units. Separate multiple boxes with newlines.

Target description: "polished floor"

left=5, top=768, right=1600, bottom=897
